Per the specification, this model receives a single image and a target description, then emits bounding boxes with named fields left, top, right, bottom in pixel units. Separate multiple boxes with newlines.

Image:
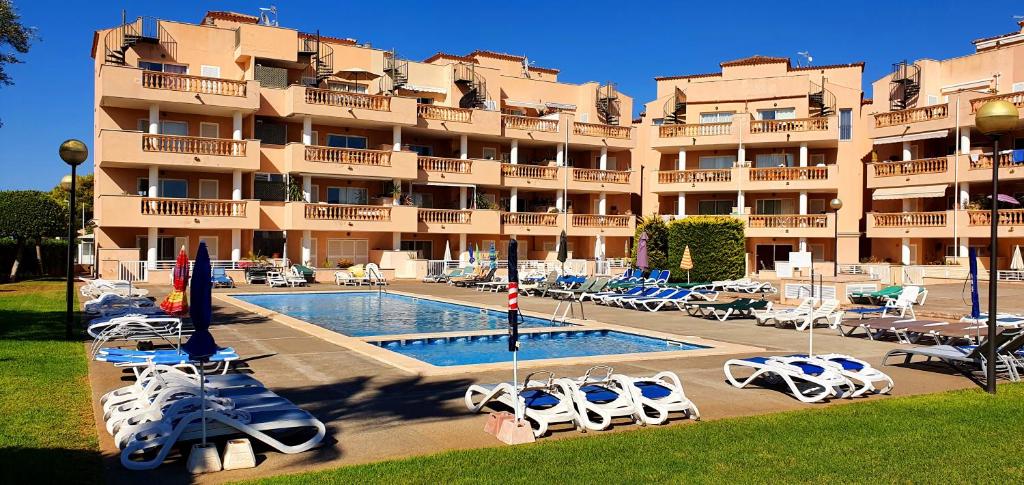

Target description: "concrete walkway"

left=90, top=281, right=984, bottom=484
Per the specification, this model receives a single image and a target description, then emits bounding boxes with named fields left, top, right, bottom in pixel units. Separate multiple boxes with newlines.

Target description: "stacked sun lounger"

left=724, top=353, right=894, bottom=403
left=883, top=330, right=1024, bottom=382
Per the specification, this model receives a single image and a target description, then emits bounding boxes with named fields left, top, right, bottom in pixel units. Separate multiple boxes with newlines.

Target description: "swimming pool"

left=372, top=329, right=708, bottom=366
left=233, top=292, right=566, bottom=337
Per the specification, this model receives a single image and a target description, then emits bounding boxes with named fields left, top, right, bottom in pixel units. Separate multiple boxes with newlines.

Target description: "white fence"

left=425, top=258, right=595, bottom=278
left=837, top=264, right=892, bottom=283
left=117, top=258, right=291, bottom=282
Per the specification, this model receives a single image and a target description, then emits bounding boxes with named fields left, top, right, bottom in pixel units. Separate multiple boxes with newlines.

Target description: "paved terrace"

left=89, top=281, right=1017, bottom=484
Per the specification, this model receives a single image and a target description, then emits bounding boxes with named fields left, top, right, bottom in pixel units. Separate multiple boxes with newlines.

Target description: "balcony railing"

left=970, top=92, right=1024, bottom=112
left=749, top=117, right=830, bottom=134
left=657, top=169, right=732, bottom=184
left=572, top=168, right=631, bottom=184
left=140, top=198, right=247, bottom=217
left=304, top=88, right=391, bottom=111
left=502, top=115, right=558, bottom=132
left=502, top=212, right=558, bottom=226
left=967, top=209, right=1024, bottom=226
left=658, top=122, right=731, bottom=138
left=418, top=156, right=472, bottom=174
left=969, top=152, right=1014, bottom=170
left=502, top=164, right=558, bottom=179
left=571, top=214, right=631, bottom=228
left=748, top=214, right=828, bottom=229
left=142, top=134, right=247, bottom=156
left=873, top=157, right=948, bottom=177
left=417, top=104, right=472, bottom=123
left=748, top=166, right=829, bottom=182
left=141, top=71, right=247, bottom=97
left=304, top=204, right=391, bottom=221
left=305, top=146, right=392, bottom=166
left=874, top=104, right=948, bottom=127
left=872, top=212, right=947, bottom=227
left=419, top=209, right=472, bottom=224
left=573, top=122, right=631, bottom=139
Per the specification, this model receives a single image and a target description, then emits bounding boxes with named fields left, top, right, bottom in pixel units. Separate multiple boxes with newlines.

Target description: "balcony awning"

left=873, top=129, right=949, bottom=145
left=545, top=101, right=577, bottom=111
left=402, top=83, right=447, bottom=94
left=504, top=99, right=547, bottom=110
left=872, top=184, right=948, bottom=200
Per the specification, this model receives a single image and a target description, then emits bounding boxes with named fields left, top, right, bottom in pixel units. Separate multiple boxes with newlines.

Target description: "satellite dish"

left=259, top=6, right=279, bottom=26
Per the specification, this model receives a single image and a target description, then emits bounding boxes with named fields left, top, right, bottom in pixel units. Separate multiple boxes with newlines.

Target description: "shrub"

left=666, top=216, right=745, bottom=282
left=630, top=215, right=669, bottom=273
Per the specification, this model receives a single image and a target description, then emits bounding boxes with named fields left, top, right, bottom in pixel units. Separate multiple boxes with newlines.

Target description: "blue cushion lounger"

left=582, top=285, right=644, bottom=303
left=465, top=372, right=578, bottom=437
left=787, top=353, right=894, bottom=396
left=95, top=347, right=239, bottom=375
left=614, top=288, right=677, bottom=307
left=724, top=356, right=855, bottom=403
left=631, top=289, right=713, bottom=312
left=612, top=371, right=700, bottom=424
left=600, top=287, right=661, bottom=305
left=558, top=366, right=638, bottom=431
left=211, top=267, right=235, bottom=288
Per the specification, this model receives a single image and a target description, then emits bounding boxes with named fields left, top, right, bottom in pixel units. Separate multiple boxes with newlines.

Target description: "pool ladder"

left=368, top=265, right=387, bottom=296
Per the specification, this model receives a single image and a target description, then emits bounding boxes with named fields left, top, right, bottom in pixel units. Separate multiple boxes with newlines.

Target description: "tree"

left=50, top=174, right=94, bottom=233
left=0, top=0, right=36, bottom=127
left=0, top=191, right=66, bottom=280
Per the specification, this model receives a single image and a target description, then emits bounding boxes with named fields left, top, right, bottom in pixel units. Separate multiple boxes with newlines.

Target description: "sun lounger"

left=754, top=298, right=814, bottom=326
left=424, top=267, right=463, bottom=283
left=84, top=293, right=155, bottom=315
left=464, top=371, right=578, bottom=437
left=89, top=316, right=192, bottom=355
left=211, top=267, right=235, bottom=288
left=785, top=299, right=840, bottom=331
left=728, top=280, right=777, bottom=294
left=244, top=267, right=269, bottom=284
left=95, top=347, right=239, bottom=375
left=599, top=286, right=662, bottom=305
left=883, top=331, right=1024, bottom=382
left=686, top=298, right=771, bottom=321
left=557, top=366, right=639, bottom=431
left=848, top=285, right=902, bottom=305
left=631, top=288, right=715, bottom=312
left=724, top=355, right=856, bottom=403
left=786, top=354, right=894, bottom=396
left=612, top=371, right=699, bottom=424
left=960, top=313, right=1024, bottom=327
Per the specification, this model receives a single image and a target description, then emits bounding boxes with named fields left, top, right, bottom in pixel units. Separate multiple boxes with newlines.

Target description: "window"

left=326, top=187, right=368, bottom=205
left=579, top=113, right=589, bottom=123
left=253, top=231, right=285, bottom=258
left=757, top=108, right=795, bottom=120
left=810, top=153, right=826, bottom=165
left=200, top=122, right=219, bottom=138
left=755, top=153, right=794, bottom=168
left=698, top=155, right=735, bottom=169
left=160, top=179, right=188, bottom=198
left=326, top=81, right=367, bottom=93
left=809, top=244, right=825, bottom=262
left=809, top=199, right=826, bottom=214
left=137, top=235, right=188, bottom=260
left=254, top=173, right=287, bottom=201
left=700, top=111, right=734, bottom=124
left=255, top=118, right=287, bottom=145
left=137, top=119, right=149, bottom=132
left=198, top=236, right=219, bottom=258
left=406, top=144, right=432, bottom=156
left=839, top=108, right=853, bottom=141
left=1013, top=82, right=1024, bottom=93
left=308, top=238, right=318, bottom=267
left=755, top=199, right=783, bottom=215
left=198, top=180, right=219, bottom=199
left=310, top=131, right=319, bottom=146
left=698, top=200, right=733, bottom=215
left=400, top=240, right=433, bottom=259
left=327, top=239, right=369, bottom=265
left=417, top=97, right=434, bottom=105
left=325, top=134, right=368, bottom=149
left=482, top=147, right=498, bottom=160
left=200, top=65, right=221, bottom=78
left=309, top=184, right=320, bottom=203
left=652, top=118, right=665, bottom=126
left=927, top=95, right=939, bottom=106
left=138, top=61, right=187, bottom=74
left=161, top=121, right=188, bottom=136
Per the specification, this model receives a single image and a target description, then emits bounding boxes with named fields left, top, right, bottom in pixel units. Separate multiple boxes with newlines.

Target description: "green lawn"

left=0, top=280, right=101, bottom=483
left=247, top=384, right=1024, bottom=484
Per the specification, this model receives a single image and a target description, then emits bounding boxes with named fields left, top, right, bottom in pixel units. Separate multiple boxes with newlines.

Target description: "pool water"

left=234, top=292, right=564, bottom=337
left=373, top=330, right=708, bottom=366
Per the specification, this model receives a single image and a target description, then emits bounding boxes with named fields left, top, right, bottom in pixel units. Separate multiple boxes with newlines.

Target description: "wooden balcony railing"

left=748, top=214, right=828, bottom=229
left=657, top=169, right=732, bottom=184
left=304, top=88, right=391, bottom=111
left=748, top=166, right=829, bottom=182
left=873, top=157, right=948, bottom=177
left=874, top=104, right=948, bottom=127
left=749, top=117, right=830, bottom=134
left=573, top=122, right=631, bottom=139
left=967, top=209, right=1024, bottom=226
left=969, top=152, right=1014, bottom=170
left=417, top=104, right=472, bottom=123
left=418, top=156, right=473, bottom=174
left=304, top=204, right=391, bottom=221
left=143, top=134, right=247, bottom=156
left=658, top=122, right=731, bottom=138
left=872, top=212, right=947, bottom=227
left=140, top=198, right=247, bottom=217
left=571, top=214, right=631, bottom=228
left=502, top=115, right=558, bottom=132
left=502, top=212, right=558, bottom=226
left=305, top=146, right=392, bottom=166
left=572, top=168, right=630, bottom=184
left=141, top=71, right=247, bottom=97
left=419, top=209, right=472, bottom=224
left=502, top=164, right=558, bottom=179
left=970, top=92, right=1024, bottom=112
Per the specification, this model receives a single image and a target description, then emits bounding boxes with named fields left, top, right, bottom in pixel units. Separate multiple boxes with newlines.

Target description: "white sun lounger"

left=785, top=353, right=894, bottom=396
left=754, top=298, right=814, bottom=326
left=465, top=371, right=578, bottom=437
left=84, top=293, right=154, bottom=315
left=612, top=371, right=700, bottom=424
left=89, top=316, right=190, bottom=355
left=723, top=356, right=856, bottom=403
left=557, top=366, right=639, bottom=431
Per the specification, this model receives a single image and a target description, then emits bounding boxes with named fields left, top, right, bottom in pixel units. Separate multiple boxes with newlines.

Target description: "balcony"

left=501, top=212, right=564, bottom=236
left=264, top=86, right=417, bottom=126
left=501, top=115, right=564, bottom=143
left=867, top=211, right=952, bottom=238
left=964, top=209, right=1024, bottom=238
left=418, top=209, right=501, bottom=234
left=284, top=144, right=417, bottom=179
left=570, top=214, right=635, bottom=237
left=416, top=104, right=501, bottom=136
left=417, top=156, right=501, bottom=186
left=746, top=165, right=836, bottom=190
left=868, top=156, right=951, bottom=188
left=571, top=122, right=634, bottom=148
left=652, top=168, right=735, bottom=193
left=98, top=196, right=260, bottom=229
left=653, top=122, right=738, bottom=149
left=872, top=104, right=951, bottom=138
left=98, top=130, right=259, bottom=171
left=571, top=168, right=636, bottom=193
left=962, top=152, right=1024, bottom=183
left=743, top=214, right=832, bottom=238
left=970, top=92, right=1024, bottom=114
left=659, top=122, right=732, bottom=138
left=501, top=163, right=563, bottom=190
left=746, top=116, right=838, bottom=144
left=99, top=65, right=259, bottom=115
left=286, top=202, right=417, bottom=232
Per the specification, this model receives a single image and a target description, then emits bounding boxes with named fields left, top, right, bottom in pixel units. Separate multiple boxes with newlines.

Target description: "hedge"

left=0, top=238, right=69, bottom=282
left=630, top=216, right=669, bottom=273
left=666, top=216, right=745, bottom=282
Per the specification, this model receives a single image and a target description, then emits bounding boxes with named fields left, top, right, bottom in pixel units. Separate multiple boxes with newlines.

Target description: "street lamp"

left=830, top=197, right=842, bottom=277
left=975, top=99, right=1019, bottom=394
left=59, top=139, right=88, bottom=340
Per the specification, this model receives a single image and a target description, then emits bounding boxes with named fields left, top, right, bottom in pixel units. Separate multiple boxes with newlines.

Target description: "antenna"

left=522, top=56, right=535, bottom=78
left=259, top=6, right=279, bottom=26
left=797, top=51, right=813, bottom=67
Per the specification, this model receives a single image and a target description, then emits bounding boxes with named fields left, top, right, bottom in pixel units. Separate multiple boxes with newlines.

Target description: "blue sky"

left=0, top=0, right=1021, bottom=190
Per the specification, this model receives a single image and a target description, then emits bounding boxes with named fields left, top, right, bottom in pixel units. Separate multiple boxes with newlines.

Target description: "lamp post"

left=830, top=197, right=842, bottom=277
left=59, top=139, right=89, bottom=340
left=975, top=99, right=1019, bottom=394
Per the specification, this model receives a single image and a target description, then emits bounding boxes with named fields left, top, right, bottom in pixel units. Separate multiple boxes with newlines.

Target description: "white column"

left=148, top=105, right=159, bottom=134
left=148, top=166, right=159, bottom=197
left=677, top=148, right=687, bottom=170
left=556, top=190, right=565, bottom=212
left=594, top=235, right=604, bottom=260
left=598, top=192, right=607, bottom=215
left=799, top=238, right=808, bottom=252
left=232, top=112, right=243, bottom=140
left=231, top=230, right=241, bottom=262
left=676, top=192, right=686, bottom=217
left=901, top=238, right=912, bottom=265
left=960, top=127, right=971, bottom=155
left=510, top=140, right=519, bottom=164
left=556, top=143, right=565, bottom=166
left=737, top=144, right=746, bottom=165
left=232, top=170, right=242, bottom=200
left=392, top=232, right=401, bottom=251
left=799, top=191, right=808, bottom=215
left=302, top=116, right=312, bottom=145
left=301, top=230, right=312, bottom=265
left=799, top=143, right=808, bottom=167
left=960, top=182, right=970, bottom=209
left=459, top=233, right=467, bottom=261
left=302, top=175, right=312, bottom=202
left=459, top=187, right=468, bottom=210
left=959, top=238, right=970, bottom=258
left=599, top=147, right=608, bottom=170
left=392, top=125, right=402, bottom=151
left=147, top=227, right=158, bottom=269
left=510, top=188, right=518, bottom=212
left=736, top=191, right=745, bottom=214
left=459, top=135, right=468, bottom=159
left=902, top=142, right=912, bottom=161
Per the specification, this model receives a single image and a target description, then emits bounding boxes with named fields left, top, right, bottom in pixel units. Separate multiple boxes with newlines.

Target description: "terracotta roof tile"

left=298, top=32, right=357, bottom=46
left=423, top=52, right=477, bottom=64
left=202, top=11, right=259, bottom=25
left=720, top=55, right=790, bottom=68
left=654, top=72, right=721, bottom=81
left=790, top=61, right=865, bottom=72
left=656, top=60, right=863, bottom=82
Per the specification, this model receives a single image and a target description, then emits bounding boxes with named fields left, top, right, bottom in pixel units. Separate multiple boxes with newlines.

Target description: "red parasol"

left=160, top=246, right=190, bottom=315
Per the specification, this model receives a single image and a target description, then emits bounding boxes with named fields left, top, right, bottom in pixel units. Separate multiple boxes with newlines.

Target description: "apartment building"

left=91, top=11, right=637, bottom=280
left=865, top=21, right=1024, bottom=269
left=638, top=56, right=869, bottom=274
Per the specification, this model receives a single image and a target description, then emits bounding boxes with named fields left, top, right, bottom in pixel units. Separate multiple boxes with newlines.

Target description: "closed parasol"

left=159, top=247, right=189, bottom=315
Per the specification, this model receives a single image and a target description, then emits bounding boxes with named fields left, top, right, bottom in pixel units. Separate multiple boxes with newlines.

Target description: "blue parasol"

left=468, top=244, right=475, bottom=264
left=506, top=239, right=522, bottom=421
left=969, top=247, right=980, bottom=319
left=181, top=241, right=219, bottom=448
left=489, top=242, right=497, bottom=270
